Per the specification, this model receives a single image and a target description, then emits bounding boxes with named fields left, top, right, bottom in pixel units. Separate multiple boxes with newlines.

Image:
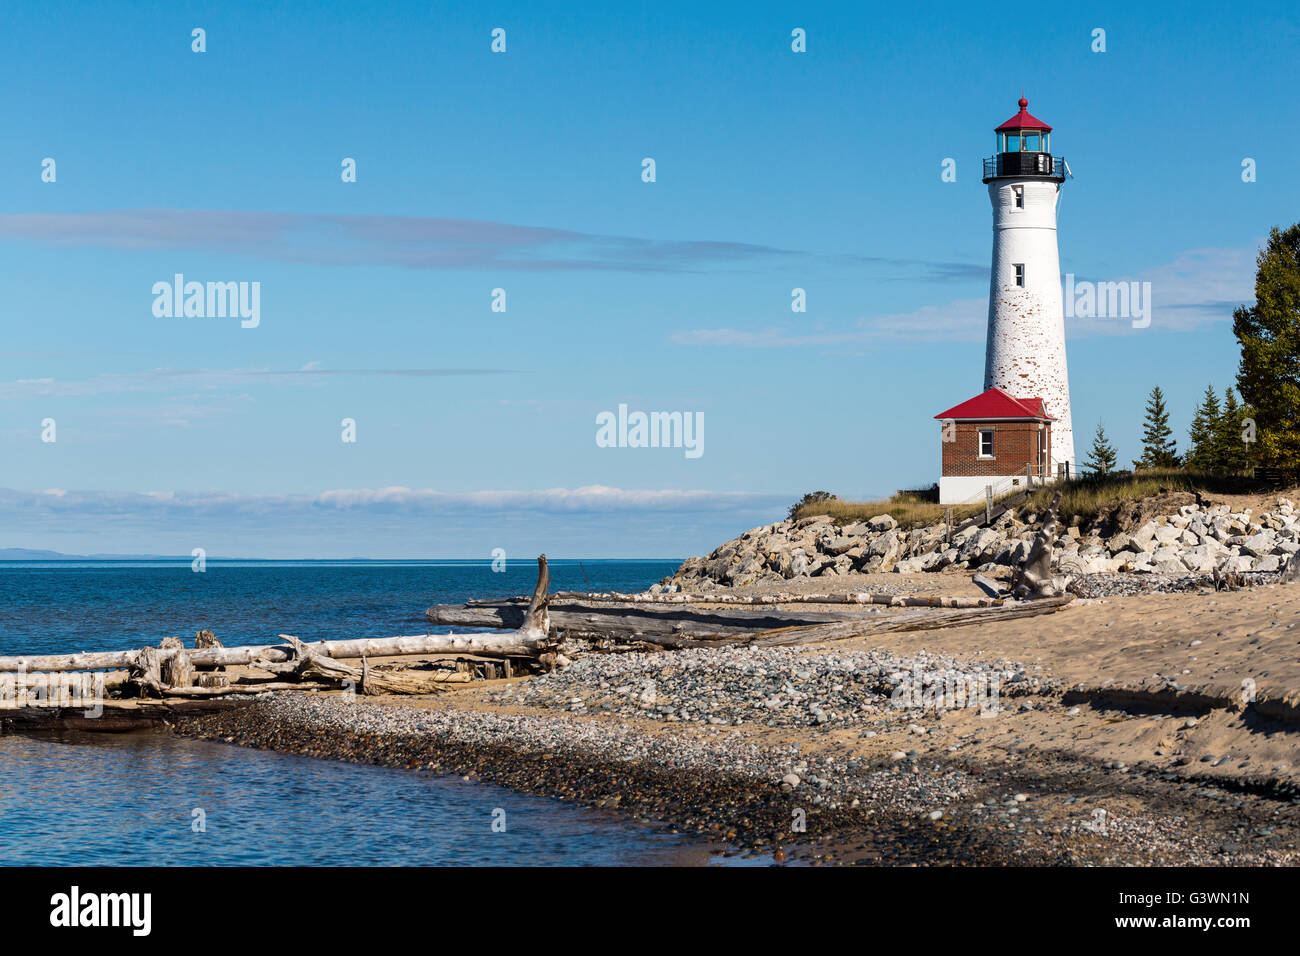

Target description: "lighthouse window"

left=1013, top=185, right=1024, bottom=208
left=978, top=430, right=995, bottom=458
left=1022, top=132, right=1040, bottom=151
left=1014, top=263, right=1025, bottom=286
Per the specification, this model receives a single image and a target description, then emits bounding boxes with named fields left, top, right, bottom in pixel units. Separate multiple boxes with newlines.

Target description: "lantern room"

left=983, top=96, right=1065, bottom=182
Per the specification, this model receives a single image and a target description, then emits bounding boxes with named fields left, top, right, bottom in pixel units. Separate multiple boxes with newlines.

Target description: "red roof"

left=995, top=96, right=1052, bottom=132
left=934, top=387, right=1055, bottom=421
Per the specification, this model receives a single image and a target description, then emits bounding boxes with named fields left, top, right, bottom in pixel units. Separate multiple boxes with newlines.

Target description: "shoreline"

left=174, top=694, right=1028, bottom=865
left=174, top=681, right=1299, bottom=866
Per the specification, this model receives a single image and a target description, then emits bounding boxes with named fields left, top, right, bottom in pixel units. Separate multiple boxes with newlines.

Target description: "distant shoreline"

left=0, top=554, right=685, bottom=563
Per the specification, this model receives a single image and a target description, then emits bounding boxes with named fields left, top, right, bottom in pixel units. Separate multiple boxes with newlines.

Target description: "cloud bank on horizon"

left=0, top=486, right=788, bottom=559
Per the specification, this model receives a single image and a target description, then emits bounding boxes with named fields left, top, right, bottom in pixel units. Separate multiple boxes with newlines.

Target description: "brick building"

left=934, top=387, right=1054, bottom=504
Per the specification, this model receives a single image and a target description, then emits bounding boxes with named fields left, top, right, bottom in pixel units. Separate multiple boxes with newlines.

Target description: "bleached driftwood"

left=0, top=633, right=551, bottom=675
left=0, top=557, right=552, bottom=677
left=0, top=553, right=560, bottom=708
left=742, top=593, right=1076, bottom=648
left=1013, top=491, right=1070, bottom=598
left=428, top=601, right=875, bottom=638
left=541, top=591, right=1002, bottom=609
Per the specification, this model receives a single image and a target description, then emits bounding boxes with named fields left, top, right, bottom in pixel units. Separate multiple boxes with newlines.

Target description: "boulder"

left=1240, top=533, right=1277, bottom=557
left=1105, top=532, right=1136, bottom=554
left=769, top=550, right=793, bottom=578
left=1132, top=524, right=1159, bottom=550
left=1180, top=545, right=1219, bottom=573
left=921, top=548, right=958, bottom=572
left=1153, top=525, right=1182, bottom=545
left=725, top=557, right=767, bottom=587
left=859, top=529, right=902, bottom=572
left=959, top=527, right=1004, bottom=566
left=1223, top=555, right=1254, bottom=574
left=868, top=514, right=898, bottom=532
left=1056, top=553, right=1087, bottom=575
left=818, top=534, right=859, bottom=556
left=1151, top=554, right=1187, bottom=574
left=789, top=548, right=811, bottom=577
left=814, top=554, right=853, bottom=577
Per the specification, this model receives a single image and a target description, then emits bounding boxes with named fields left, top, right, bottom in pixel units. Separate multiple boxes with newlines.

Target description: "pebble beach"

left=176, top=605, right=1300, bottom=866
left=167, top=494, right=1300, bottom=866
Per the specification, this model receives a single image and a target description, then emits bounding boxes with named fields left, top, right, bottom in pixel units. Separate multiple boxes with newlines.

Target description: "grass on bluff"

left=792, top=470, right=1289, bottom=529
left=789, top=486, right=980, bottom=528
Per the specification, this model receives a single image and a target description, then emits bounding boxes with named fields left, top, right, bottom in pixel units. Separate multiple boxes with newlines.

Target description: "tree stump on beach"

left=161, top=649, right=195, bottom=689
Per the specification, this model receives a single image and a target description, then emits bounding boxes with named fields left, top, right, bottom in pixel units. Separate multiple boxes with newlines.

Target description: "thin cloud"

left=0, top=209, right=793, bottom=274
left=0, top=366, right=519, bottom=400
left=0, top=485, right=786, bottom=517
left=671, top=246, right=1258, bottom=346
left=0, top=209, right=981, bottom=279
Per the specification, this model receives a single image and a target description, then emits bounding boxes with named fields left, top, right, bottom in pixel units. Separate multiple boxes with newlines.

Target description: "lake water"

left=0, top=558, right=678, bottom=656
left=0, top=731, right=708, bottom=866
left=0, top=559, right=718, bottom=866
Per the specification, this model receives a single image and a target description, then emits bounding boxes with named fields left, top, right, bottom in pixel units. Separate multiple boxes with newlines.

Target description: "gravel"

left=1067, top=571, right=1272, bottom=598
left=490, top=645, right=1057, bottom=728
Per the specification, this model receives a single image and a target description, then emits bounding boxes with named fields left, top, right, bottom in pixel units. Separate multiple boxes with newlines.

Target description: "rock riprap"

left=660, top=498, right=1300, bottom=590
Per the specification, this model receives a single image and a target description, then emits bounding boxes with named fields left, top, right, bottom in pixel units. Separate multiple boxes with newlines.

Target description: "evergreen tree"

left=1215, top=388, right=1253, bottom=474
left=1186, top=384, right=1222, bottom=473
left=1083, top=420, right=1118, bottom=476
left=1133, top=385, right=1180, bottom=469
left=1233, top=224, right=1300, bottom=469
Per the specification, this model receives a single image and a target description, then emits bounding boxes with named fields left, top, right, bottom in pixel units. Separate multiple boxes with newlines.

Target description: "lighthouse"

left=981, top=96, right=1074, bottom=475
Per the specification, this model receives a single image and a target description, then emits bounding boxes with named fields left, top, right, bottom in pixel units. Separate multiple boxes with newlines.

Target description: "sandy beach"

left=175, top=571, right=1300, bottom=865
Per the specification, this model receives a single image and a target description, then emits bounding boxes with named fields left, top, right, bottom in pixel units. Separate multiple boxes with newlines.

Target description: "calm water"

left=0, top=560, right=712, bottom=866
left=0, top=559, right=678, bottom=656
left=0, top=731, right=708, bottom=866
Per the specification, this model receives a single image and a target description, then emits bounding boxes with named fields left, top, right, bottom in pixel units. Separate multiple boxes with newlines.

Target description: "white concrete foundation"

left=940, top=474, right=1045, bottom=505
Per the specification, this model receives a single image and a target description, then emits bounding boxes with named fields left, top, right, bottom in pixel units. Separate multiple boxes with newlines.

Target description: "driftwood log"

left=1013, top=491, right=1069, bottom=598
left=742, top=593, right=1074, bottom=647
left=427, top=600, right=873, bottom=639
left=0, top=555, right=561, bottom=709
left=0, top=633, right=546, bottom=675
left=606, top=594, right=1076, bottom=650
left=539, top=591, right=1001, bottom=609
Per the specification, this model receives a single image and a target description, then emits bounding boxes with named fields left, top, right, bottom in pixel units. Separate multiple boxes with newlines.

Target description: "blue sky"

left=1, top=0, right=1296, bottom=558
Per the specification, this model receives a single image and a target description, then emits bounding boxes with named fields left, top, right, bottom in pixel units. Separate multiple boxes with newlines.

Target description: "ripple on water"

left=0, top=731, right=715, bottom=866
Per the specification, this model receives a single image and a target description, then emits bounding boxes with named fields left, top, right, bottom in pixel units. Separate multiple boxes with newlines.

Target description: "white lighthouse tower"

left=981, top=96, right=1074, bottom=474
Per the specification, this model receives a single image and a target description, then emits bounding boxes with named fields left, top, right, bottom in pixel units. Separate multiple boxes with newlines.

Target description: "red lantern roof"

left=995, top=96, right=1052, bottom=133
left=934, top=387, right=1055, bottom=421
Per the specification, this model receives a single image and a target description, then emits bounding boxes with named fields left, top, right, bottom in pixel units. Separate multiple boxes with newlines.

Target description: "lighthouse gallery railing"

left=982, top=153, right=1067, bottom=180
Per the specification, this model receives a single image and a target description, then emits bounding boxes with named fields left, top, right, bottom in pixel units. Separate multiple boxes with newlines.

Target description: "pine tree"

left=1083, top=420, right=1118, bottom=476
left=1233, top=224, right=1300, bottom=469
left=1215, top=388, right=1253, bottom=474
left=1133, top=385, right=1180, bottom=469
left=1186, top=384, right=1222, bottom=473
